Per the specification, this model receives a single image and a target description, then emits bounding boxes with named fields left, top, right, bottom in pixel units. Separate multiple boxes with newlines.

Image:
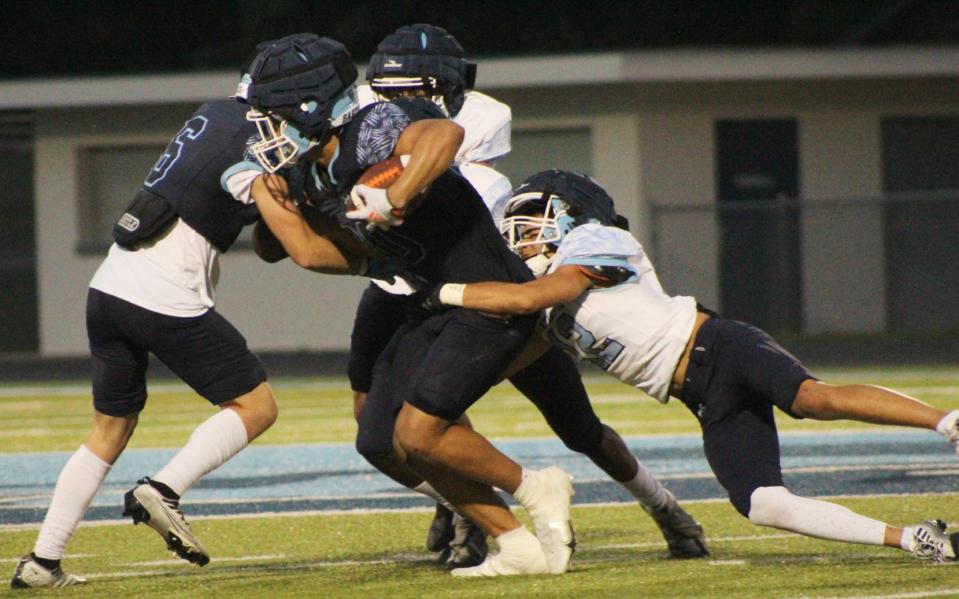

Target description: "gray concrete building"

left=1, top=46, right=957, bottom=357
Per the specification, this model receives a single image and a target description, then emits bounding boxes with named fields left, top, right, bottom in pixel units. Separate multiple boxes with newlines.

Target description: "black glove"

left=419, top=284, right=448, bottom=313
left=363, top=256, right=398, bottom=285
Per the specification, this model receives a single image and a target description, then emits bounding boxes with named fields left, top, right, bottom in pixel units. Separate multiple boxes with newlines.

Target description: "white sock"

left=748, top=486, right=886, bottom=545
left=153, top=408, right=249, bottom=496
left=34, top=445, right=111, bottom=560
left=619, top=457, right=670, bottom=510
left=412, top=481, right=456, bottom=513
left=936, top=410, right=959, bottom=441
left=512, top=469, right=535, bottom=506
left=900, top=526, right=915, bottom=551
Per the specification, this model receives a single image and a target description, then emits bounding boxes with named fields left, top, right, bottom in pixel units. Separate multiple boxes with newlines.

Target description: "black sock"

left=146, top=478, right=180, bottom=501
left=31, top=553, right=60, bottom=571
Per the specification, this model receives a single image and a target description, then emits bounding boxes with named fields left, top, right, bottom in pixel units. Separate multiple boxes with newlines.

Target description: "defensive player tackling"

left=427, top=168, right=959, bottom=563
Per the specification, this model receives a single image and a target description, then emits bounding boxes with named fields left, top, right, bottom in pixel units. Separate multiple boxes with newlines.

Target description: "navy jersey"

left=144, top=99, right=261, bottom=252
left=292, top=100, right=531, bottom=287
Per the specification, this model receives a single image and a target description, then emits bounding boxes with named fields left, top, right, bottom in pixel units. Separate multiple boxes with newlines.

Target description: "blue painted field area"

left=2, top=431, right=957, bottom=526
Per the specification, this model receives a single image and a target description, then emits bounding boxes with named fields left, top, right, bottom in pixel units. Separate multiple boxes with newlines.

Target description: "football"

left=348, top=155, right=425, bottom=215
left=356, top=155, right=405, bottom=189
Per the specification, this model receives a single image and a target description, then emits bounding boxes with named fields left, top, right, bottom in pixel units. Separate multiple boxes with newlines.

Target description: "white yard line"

left=792, top=590, right=959, bottom=599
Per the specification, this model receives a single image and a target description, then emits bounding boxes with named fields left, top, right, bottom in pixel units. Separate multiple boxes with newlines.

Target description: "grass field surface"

left=2, top=367, right=958, bottom=597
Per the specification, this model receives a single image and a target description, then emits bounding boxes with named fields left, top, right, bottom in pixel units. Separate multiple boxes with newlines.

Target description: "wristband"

left=438, top=283, right=466, bottom=307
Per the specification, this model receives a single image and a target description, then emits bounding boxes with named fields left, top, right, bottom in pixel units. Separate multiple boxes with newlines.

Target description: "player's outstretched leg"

left=908, top=520, right=959, bottom=563
left=10, top=554, right=86, bottom=589
left=123, top=477, right=210, bottom=566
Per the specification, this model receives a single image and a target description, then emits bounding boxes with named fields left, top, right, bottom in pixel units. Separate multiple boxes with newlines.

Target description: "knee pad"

left=347, top=354, right=374, bottom=394
left=355, top=425, right=395, bottom=459
left=746, top=486, right=794, bottom=525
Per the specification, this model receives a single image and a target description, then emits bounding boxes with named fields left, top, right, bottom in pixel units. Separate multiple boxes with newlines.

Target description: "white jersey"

left=89, top=168, right=260, bottom=317
left=451, top=91, right=511, bottom=165
left=543, top=224, right=698, bottom=403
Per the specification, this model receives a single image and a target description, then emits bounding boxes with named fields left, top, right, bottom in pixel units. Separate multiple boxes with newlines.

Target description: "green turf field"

left=2, top=367, right=959, bottom=597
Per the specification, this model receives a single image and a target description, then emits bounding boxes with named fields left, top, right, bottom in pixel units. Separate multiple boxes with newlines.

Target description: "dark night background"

left=2, top=0, right=958, bottom=79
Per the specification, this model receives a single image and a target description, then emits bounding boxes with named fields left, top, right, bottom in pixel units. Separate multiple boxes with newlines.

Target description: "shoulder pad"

left=577, top=264, right=635, bottom=287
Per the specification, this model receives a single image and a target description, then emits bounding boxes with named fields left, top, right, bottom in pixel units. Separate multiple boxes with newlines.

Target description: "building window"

left=77, top=144, right=165, bottom=253
left=496, top=128, right=592, bottom=187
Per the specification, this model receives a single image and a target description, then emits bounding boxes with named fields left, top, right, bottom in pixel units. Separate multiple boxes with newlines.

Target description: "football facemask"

left=499, top=192, right=575, bottom=254
left=245, top=84, right=359, bottom=173
left=370, top=76, right=449, bottom=116
left=245, top=109, right=315, bottom=172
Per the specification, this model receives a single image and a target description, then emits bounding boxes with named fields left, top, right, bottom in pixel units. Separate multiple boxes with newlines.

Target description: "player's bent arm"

left=388, top=119, right=464, bottom=210
left=449, top=265, right=594, bottom=315
left=252, top=219, right=288, bottom=263
left=250, top=174, right=360, bottom=274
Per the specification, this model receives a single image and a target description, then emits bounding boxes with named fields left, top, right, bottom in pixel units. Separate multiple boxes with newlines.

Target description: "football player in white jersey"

left=10, top=48, right=357, bottom=587
left=346, top=25, right=708, bottom=567
left=428, top=169, right=959, bottom=563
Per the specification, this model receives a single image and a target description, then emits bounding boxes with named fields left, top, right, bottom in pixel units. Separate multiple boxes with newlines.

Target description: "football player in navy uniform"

left=10, top=50, right=362, bottom=588
left=239, top=33, right=576, bottom=576
left=428, top=169, right=959, bottom=563
left=349, top=24, right=707, bottom=566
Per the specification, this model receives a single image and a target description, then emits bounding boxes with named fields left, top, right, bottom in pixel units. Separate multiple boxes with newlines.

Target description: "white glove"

left=346, top=184, right=405, bottom=230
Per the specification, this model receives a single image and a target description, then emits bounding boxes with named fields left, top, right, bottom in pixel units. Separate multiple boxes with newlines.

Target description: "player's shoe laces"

left=643, top=490, right=710, bottom=558
left=936, top=410, right=959, bottom=455
left=910, top=520, right=959, bottom=563
left=10, top=554, right=86, bottom=589
left=426, top=503, right=455, bottom=553
left=123, top=477, right=210, bottom=566
left=517, top=466, right=576, bottom=574
left=445, top=514, right=488, bottom=569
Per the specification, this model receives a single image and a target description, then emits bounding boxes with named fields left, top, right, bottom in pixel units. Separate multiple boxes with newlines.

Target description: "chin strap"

left=525, top=253, right=552, bottom=277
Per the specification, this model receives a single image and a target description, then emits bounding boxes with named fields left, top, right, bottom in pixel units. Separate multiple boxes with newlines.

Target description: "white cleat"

left=123, top=477, right=210, bottom=566
left=10, top=554, right=86, bottom=589
left=910, top=520, right=959, bottom=563
left=450, top=540, right=548, bottom=577
left=521, top=467, right=576, bottom=574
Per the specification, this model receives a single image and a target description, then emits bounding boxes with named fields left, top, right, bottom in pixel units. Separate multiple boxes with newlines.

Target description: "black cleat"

left=644, top=491, right=710, bottom=559
left=444, top=514, right=488, bottom=570
left=426, top=503, right=455, bottom=553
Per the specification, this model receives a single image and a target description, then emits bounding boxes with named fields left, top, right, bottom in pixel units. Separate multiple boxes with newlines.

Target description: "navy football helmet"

left=237, top=33, right=359, bottom=171
left=500, top=170, right=626, bottom=265
left=366, top=24, right=476, bottom=117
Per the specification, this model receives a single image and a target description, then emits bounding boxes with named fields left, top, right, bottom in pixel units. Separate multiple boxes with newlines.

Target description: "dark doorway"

left=883, top=116, right=959, bottom=332
left=716, top=119, right=801, bottom=334
left=0, top=116, right=38, bottom=353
